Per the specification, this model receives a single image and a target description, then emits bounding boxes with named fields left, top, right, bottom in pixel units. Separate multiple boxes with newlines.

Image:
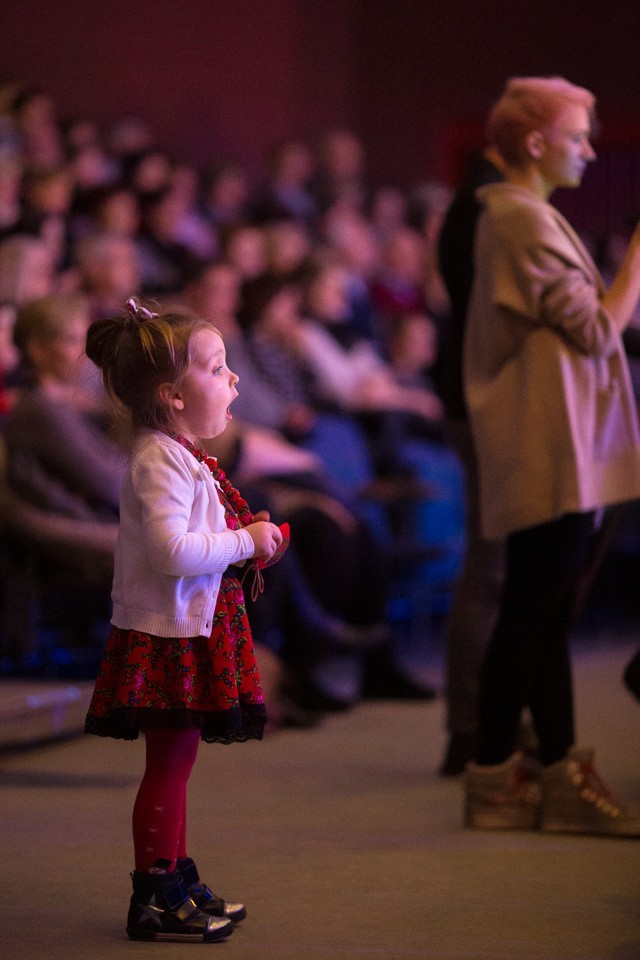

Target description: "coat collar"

left=476, top=182, right=602, bottom=292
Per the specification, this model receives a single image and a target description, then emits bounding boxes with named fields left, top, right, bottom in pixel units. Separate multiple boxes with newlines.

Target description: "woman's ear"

left=158, top=382, right=184, bottom=411
left=525, top=129, right=546, bottom=160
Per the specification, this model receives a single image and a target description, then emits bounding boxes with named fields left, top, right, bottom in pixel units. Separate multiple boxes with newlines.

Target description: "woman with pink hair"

left=463, top=77, right=640, bottom=836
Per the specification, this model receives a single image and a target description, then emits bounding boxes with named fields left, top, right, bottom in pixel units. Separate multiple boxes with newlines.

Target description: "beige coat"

left=464, top=182, right=640, bottom=540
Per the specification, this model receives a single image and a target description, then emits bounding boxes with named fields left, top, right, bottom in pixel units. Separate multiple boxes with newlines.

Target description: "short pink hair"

left=486, top=76, right=596, bottom=167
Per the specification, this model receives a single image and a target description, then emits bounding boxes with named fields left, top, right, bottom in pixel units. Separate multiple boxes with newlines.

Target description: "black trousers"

left=476, top=511, right=595, bottom=767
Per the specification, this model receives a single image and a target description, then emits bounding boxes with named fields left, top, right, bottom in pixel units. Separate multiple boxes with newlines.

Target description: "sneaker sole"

left=541, top=818, right=640, bottom=838
left=127, top=925, right=234, bottom=942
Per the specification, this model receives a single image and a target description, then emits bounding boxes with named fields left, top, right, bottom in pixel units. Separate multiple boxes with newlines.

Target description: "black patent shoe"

left=127, top=860, right=235, bottom=942
left=177, top=857, right=247, bottom=923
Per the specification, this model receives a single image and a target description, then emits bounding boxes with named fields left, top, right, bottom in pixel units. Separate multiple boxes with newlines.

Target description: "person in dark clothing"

left=436, top=147, right=506, bottom=775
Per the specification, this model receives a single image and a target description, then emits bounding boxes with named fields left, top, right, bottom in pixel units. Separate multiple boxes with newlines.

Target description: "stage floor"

left=1, top=632, right=638, bottom=960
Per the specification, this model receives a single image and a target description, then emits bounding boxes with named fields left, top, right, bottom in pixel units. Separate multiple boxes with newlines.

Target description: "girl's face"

left=170, top=328, right=238, bottom=443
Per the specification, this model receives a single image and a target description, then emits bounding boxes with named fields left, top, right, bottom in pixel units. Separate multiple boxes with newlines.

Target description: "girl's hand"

left=246, top=520, right=283, bottom=561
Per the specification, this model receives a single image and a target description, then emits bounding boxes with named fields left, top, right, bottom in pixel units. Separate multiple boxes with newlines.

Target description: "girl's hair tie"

left=126, top=297, right=159, bottom=323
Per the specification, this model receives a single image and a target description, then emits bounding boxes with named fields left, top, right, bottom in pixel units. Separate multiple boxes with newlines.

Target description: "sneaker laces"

left=486, top=755, right=540, bottom=806
left=511, top=758, right=541, bottom=804
left=568, top=756, right=625, bottom=816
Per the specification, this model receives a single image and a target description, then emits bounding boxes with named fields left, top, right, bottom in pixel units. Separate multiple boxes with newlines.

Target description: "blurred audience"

left=0, top=75, right=471, bottom=726
left=75, top=231, right=141, bottom=319
left=251, top=138, right=317, bottom=228
left=311, top=128, right=370, bottom=215
left=1, top=293, right=124, bottom=665
left=0, top=234, right=54, bottom=304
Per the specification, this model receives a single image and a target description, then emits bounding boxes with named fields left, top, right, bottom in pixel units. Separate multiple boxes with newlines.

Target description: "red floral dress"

left=85, top=437, right=267, bottom=744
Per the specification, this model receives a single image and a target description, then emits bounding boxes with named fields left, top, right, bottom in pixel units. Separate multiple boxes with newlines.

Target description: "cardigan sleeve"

left=490, top=206, right=620, bottom=359
left=131, top=442, right=254, bottom=577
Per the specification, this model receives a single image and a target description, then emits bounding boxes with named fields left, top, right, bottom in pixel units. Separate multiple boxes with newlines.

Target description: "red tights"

left=132, top=727, right=200, bottom=872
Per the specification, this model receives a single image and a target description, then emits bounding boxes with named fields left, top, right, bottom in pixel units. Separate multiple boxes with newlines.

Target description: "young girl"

left=84, top=298, right=284, bottom=942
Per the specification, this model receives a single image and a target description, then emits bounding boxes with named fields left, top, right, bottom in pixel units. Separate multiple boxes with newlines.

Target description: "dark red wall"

left=1, top=0, right=639, bottom=191
left=0, top=1, right=360, bottom=176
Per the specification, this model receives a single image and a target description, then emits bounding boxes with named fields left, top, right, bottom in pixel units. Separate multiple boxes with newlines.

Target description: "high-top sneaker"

left=540, top=746, right=640, bottom=837
left=177, top=857, right=247, bottom=923
left=465, top=751, right=541, bottom=830
left=126, top=859, right=235, bottom=942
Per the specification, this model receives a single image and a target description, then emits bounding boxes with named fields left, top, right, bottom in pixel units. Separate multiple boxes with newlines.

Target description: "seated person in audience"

left=121, top=146, right=173, bottom=201
left=263, top=218, right=314, bottom=284
left=299, top=262, right=443, bottom=428
left=75, top=231, right=141, bottom=319
left=296, top=262, right=452, bottom=510
left=201, top=159, right=251, bottom=230
left=168, top=163, right=218, bottom=260
left=221, top=224, right=268, bottom=282
left=62, top=116, right=103, bottom=154
left=106, top=116, right=155, bottom=172
left=237, top=273, right=321, bottom=442
left=1, top=293, right=125, bottom=662
left=12, top=167, right=76, bottom=285
left=388, top=310, right=442, bottom=392
left=0, top=155, right=23, bottom=238
left=0, top=233, right=54, bottom=305
left=82, top=182, right=142, bottom=241
left=10, top=86, right=64, bottom=167
left=136, top=188, right=198, bottom=296
left=408, top=179, right=453, bottom=319
left=322, top=208, right=384, bottom=345
left=5, top=292, right=126, bottom=519
left=0, top=76, right=23, bottom=157
left=0, top=301, right=20, bottom=416
left=251, top=138, right=317, bottom=228
left=311, top=128, right=370, bottom=215
left=67, top=144, right=121, bottom=242
left=369, top=185, right=408, bottom=243
left=370, top=225, right=427, bottom=328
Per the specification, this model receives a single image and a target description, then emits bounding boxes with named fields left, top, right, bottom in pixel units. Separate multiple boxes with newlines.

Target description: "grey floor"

left=1, top=633, right=639, bottom=960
